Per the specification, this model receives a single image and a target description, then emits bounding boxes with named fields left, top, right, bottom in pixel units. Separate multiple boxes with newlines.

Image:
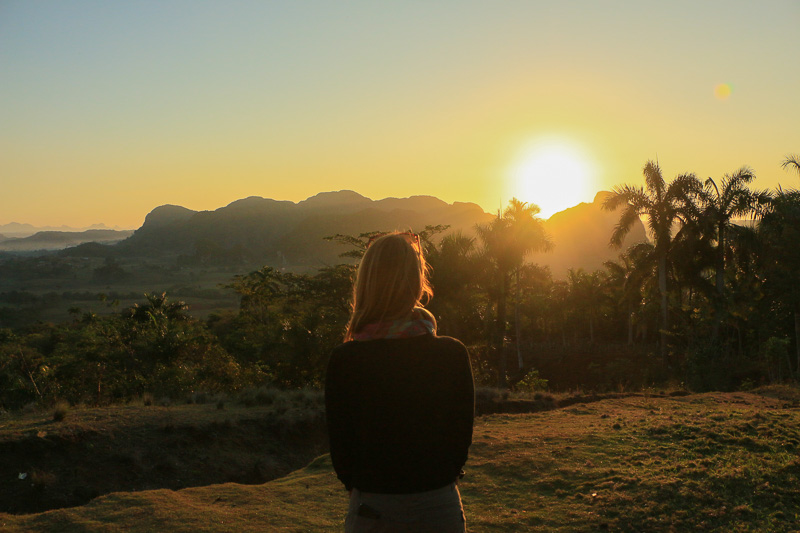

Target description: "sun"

left=508, top=139, right=596, bottom=219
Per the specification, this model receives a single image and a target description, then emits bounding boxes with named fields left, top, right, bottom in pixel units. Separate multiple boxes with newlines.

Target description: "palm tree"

left=566, top=268, right=606, bottom=343
left=758, top=188, right=800, bottom=377
left=782, top=154, right=800, bottom=178
left=476, top=215, right=515, bottom=388
left=426, top=231, right=481, bottom=340
left=129, top=292, right=189, bottom=331
left=502, top=199, right=552, bottom=371
left=699, top=167, right=771, bottom=338
left=228, top=266, right=282, bottom=326
left=602, top=160, right=703, bottom=363
left=603, top=242, right=656, bottom=345
left=476, top=198, right=551, bottom=387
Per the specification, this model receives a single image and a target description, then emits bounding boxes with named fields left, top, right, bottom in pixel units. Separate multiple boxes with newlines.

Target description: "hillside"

left=540, top=191, right=648, bottom=277
left=115, top=192, right=496, bottom=267
left=2, top=388, right=799, bottom=532
left=1, top=190, right=647, bottom=273
left=109, top=190, right=646, bottom=272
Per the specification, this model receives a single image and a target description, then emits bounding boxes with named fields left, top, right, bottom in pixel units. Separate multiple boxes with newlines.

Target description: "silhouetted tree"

left=698, top=168, right=770, bottom=339
left=476, top=198, right=551, bottom=387
left=782, top=154, right=800, bottom=178
left=758, top=188, right=800, bottom=376
left=566, top=268, right=606, bottom=343
left=603, top=160, right=703, bottom=363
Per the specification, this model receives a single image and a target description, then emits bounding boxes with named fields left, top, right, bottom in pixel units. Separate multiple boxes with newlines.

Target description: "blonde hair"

left=345, top=232, right=435, bottom=341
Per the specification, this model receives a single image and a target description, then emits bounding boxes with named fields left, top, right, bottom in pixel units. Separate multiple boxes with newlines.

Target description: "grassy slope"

left=0, top=398, right=328, bottom=514
left=2, top=388, right=800, bottom=532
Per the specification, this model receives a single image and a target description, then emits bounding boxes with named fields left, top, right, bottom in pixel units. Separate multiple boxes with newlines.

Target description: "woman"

left=325, top=232, right=475, bottom=533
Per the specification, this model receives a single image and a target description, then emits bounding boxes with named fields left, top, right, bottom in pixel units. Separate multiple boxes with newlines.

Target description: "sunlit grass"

left=2, top=390, right=799, bottom=531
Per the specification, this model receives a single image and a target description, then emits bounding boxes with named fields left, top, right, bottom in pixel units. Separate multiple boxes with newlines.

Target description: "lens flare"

left=714, top=83, right=732, bottom=100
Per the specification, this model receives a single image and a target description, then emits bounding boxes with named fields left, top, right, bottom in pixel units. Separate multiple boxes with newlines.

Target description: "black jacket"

left=325, top=334, right=474, bottom=494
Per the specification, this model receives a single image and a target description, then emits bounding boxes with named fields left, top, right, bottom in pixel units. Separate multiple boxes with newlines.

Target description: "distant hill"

left=109, top=190, right=646, bottom=274
left=539, top=191, right=648, bottom=278
left=0, top=229, right=135, bottom=252
left=3, top=191, right=647, bottom=272
left=0, top=222, right=128, bottom=239
left=115, top=191, right=495, bottom=267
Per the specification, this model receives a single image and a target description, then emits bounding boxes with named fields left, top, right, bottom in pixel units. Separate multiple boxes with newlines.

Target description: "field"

left=0, top=254, right=244, bottom=326
left=2, top=387, right=799, bottom=532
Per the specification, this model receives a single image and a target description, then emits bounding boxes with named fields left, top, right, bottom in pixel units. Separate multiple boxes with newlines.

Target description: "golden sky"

left=1, top=1, right=799, bottom=228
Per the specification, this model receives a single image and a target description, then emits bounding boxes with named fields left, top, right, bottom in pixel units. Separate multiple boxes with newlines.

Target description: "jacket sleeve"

left=324, top=348, right=356, bottom=491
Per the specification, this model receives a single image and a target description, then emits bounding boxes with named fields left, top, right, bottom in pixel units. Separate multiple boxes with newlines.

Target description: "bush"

left=475, top=387, right=509, bottom=404
left=512, top=369, right=548, bottom=393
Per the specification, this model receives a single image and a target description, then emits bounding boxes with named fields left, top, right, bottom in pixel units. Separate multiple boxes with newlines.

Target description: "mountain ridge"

left=5, top=190, right=647, bottom=276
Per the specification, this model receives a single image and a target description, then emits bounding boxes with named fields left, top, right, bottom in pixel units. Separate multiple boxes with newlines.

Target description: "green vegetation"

left=0, top=155, right=799, bottom=527
left=2, top=156, right=800, bottom=411
left=2, top=389, right=798, bottom=532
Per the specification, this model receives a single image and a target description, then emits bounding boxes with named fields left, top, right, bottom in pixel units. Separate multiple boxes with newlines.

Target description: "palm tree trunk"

left=515, top=269, right=523, bottom=371
left=713, top=223, right=725, bottom=340
left=496, top=274, right=509, bottom=389
left=627, top=308, right=633, bottom=345
left=658, top=253, right=668, bottom=364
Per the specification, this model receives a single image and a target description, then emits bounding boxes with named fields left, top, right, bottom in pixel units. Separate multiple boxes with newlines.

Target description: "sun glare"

left=508, top=139, right=596, bottom=219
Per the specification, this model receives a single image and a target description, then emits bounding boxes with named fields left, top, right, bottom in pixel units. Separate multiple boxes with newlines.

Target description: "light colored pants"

left=344, top=483, right=466, bottom=533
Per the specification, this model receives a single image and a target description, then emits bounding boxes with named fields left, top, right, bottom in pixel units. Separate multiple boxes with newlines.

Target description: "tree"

left=476, top=198, right=551, bottom=387
left=603, top=160, right=703, bottom=363
left=698, top=168, right=770, bottom=339
left=503, top=199, right=553, bottom=370
left=782, top=154, right=800, bottom=178
left=426, top=232, right=483, bottom=342
left=566, top=268, right=606, bottom=343
left=603, top=244, right=656, bottom=345
left=758, top=188, right=800, bottom=377
left=227, top=266, right=282, bottom=327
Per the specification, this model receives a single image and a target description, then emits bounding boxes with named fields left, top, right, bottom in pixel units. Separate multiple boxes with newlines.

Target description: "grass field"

left=2, top=387, right=799, bottom=532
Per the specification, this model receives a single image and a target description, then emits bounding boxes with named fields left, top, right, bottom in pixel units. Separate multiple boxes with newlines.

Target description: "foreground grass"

left=2, top=388, right=799, bottom=532
left=0, top=391, right=327, bottom=514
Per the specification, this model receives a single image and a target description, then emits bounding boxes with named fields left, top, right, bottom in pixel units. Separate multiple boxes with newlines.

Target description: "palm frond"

left=781, top=154, right=800, bottom=176
left=609, top=205, right=641, bottom=248
left=642, top=160, right=665, bottom=199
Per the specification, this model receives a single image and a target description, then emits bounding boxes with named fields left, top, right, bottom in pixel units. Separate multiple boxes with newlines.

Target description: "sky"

left=1, top=0, right=799, bottom=228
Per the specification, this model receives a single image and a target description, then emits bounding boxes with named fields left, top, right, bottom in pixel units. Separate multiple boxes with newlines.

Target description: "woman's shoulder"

left=429, top=334, right=468, bottom=352
left=330, top=334, right=467, bottom=354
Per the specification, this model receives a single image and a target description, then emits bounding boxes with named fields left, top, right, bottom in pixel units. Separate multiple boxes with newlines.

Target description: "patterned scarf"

left=353, top=309, right=435, bottom=341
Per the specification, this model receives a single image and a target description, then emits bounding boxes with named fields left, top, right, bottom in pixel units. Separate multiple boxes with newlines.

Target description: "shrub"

left=513, top=369, right=549, bottom=393
left=475, top=387, right=509, bottom=403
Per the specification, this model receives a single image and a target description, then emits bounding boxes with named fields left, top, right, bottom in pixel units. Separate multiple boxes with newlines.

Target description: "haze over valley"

left=0, top=190, right=645, bottom=327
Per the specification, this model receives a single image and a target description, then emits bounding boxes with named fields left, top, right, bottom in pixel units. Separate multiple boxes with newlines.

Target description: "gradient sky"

left=2, top=0, right=799, bottom=228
